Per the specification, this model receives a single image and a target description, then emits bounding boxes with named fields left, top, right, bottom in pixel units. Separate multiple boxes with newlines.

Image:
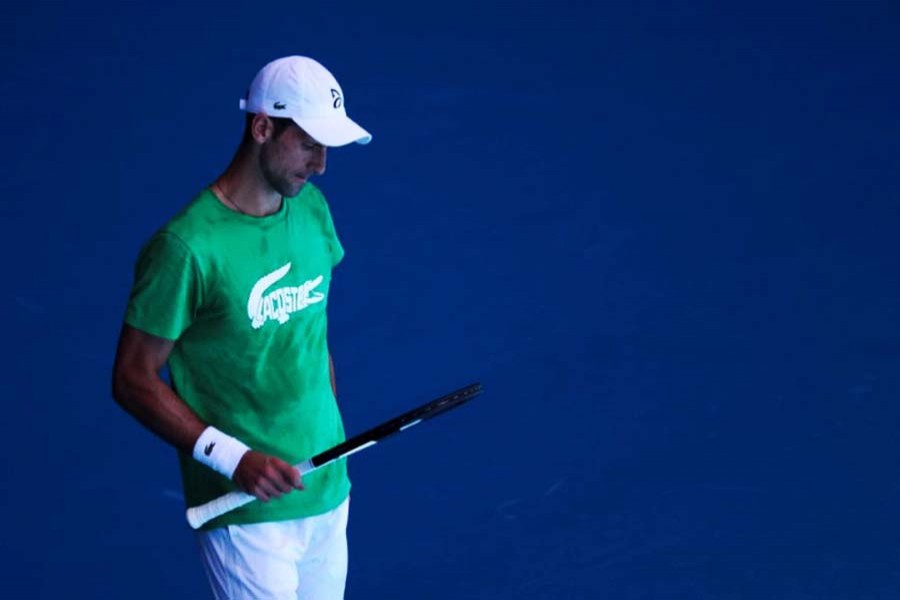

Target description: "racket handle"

left=186, top=491, right=255, bottom=529
left=185, top=459, right=316, bottom=529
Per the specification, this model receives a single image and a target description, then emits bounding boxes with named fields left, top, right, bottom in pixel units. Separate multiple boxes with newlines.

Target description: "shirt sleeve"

left=125, top=232, right=202, bottom=340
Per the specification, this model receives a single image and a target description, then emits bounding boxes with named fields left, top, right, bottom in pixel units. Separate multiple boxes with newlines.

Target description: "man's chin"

left=278, top=180, right=307, bottom=199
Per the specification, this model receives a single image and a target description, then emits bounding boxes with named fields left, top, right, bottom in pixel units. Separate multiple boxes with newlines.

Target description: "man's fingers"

left=251, top=484, right=271, bottom=503
left=256, top=478, right=282, bottom=501
left=285, top=465, right=304, bottom=490
left=271, top=458, right=304, bottom=490
left=232, top=451, right=304, bottom=500
left=257, top=459, right=303, bottom=499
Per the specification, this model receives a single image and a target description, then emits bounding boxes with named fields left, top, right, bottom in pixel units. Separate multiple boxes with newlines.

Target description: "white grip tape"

left=296, top=459, right=315, bottom=475
left=186, top=490, right=255, bottom=529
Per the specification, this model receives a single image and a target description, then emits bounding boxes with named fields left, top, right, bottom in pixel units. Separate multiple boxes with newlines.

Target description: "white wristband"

left=192, top=426, right=251, bottom=479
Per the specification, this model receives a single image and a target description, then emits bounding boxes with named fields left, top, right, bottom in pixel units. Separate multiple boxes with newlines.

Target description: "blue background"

left=4, top=1, right=900, bottom=597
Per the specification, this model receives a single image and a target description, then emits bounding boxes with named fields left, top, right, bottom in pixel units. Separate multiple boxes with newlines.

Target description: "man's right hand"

left=232, top=451, right=304, bottom=502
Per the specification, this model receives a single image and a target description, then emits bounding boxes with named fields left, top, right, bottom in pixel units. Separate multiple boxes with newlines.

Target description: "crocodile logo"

left=247, top=263, right=325, bottom=329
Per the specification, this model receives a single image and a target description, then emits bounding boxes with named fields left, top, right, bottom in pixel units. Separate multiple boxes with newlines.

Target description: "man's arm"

left=112, top=324, right=302, bottom=501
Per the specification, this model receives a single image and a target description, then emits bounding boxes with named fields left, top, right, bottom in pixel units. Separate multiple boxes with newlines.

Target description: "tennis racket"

left=186, top=382, right=483, bottom=529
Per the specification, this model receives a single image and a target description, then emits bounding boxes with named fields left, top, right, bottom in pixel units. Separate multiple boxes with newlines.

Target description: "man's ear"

left=251, top=113, right=273, bottom=143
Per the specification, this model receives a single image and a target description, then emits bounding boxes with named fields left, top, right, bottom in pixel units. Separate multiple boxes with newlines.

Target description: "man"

left=112, top=56, right=371, bottom=599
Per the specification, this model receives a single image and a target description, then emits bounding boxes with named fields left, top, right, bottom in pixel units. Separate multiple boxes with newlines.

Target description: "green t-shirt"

left=125, top=184, right=350, bottom=530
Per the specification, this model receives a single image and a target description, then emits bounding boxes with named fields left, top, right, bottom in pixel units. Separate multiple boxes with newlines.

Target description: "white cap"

left=239, top=56, right=372, bottom=147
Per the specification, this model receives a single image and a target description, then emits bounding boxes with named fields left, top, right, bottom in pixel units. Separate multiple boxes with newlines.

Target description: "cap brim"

left=292, top=115, right=372, bottom=147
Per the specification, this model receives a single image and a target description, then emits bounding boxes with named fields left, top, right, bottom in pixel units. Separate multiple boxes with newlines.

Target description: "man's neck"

left=212, top=151, right=282, bottom=217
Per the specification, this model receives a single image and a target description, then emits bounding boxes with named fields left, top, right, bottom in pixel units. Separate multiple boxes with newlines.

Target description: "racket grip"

left=185, top=459, right=315, bottom=529
left=186, top=491, right=255, bottom=529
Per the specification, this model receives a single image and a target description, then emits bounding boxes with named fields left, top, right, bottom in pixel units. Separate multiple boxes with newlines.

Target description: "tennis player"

left=112, top=56, right=371, bottom=599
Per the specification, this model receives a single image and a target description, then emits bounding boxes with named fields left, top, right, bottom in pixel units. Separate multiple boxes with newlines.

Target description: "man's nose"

left=310, top=147, right=327, bottom=175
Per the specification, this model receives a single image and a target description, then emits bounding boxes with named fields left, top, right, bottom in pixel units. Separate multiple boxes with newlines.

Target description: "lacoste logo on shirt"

left=204, top=442, right=216, bottom=456
left=273, top=101, right=286, bottom=110
left=330, top=89, right=342, bottom=109
left=247, top=262, right=325, bottom=329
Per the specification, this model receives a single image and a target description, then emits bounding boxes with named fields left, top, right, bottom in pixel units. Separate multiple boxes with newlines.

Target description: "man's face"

left=258, top=121, right=327, bottom=198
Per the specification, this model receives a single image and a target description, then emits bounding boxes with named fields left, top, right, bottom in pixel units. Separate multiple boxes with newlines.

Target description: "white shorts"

left=196, top=497, right=350, bottom=600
